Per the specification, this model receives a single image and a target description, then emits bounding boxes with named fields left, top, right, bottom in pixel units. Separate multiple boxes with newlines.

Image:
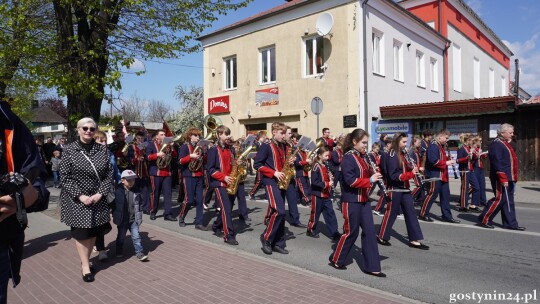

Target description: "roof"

left=30, top=106, right=67, bottom=124
left=380, top=96, right=517, bottom=119
left=518, top=95, right=540, bottom=108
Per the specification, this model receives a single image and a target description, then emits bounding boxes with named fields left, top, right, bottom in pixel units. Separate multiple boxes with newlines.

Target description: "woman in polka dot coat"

left=59, top=117, right=113, bottom=282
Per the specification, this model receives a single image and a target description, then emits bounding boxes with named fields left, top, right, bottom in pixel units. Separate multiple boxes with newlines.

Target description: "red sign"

left=208, top=95, right=230, bottom=114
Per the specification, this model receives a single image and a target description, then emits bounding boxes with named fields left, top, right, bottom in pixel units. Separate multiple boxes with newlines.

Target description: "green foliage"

left=169, top=85, right=204, bottom=134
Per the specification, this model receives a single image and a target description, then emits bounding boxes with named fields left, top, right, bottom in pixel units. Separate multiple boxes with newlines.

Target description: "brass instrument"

left=278, top=142, right=300, bottom=190
left=189, top=115, right=222, bottom=172
left=156, top=139, right=173, bottom=169
left=227, top=144, right=257, bottom=195
left=303, top=139, right=324, bottom=172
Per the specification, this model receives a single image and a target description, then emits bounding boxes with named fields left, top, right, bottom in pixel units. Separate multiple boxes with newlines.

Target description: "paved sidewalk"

left=10, top=212, right=417, bottom=304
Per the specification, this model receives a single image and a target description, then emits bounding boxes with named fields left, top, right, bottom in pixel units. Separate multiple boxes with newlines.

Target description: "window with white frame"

left=393, top=40, right=403, bottom=81
left=372, top=29, right=384, bottom=75
left=224, top=56, right=237, bottom=90
left=416, top=51, right=425, bottom=87
left=473, top=57, right=480, bottom=98
left=259, top=46, right=276, bottom=84
left=501, top=76, right=507, bottom=96
left=452, top=44, right=462, bottom=92
left=489, top=68, right=495, bottom=97
left=305, top=36, right=324, bottom=76
left=430, top=58, right=438, bottom=92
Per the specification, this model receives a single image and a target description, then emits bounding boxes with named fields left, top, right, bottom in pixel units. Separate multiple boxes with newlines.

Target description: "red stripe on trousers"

left=420, top=181, right=436, bottom=217
left=332, top=202, right=349, bottom=264
left=481, top=181, right=503, bottom=225
left=307, top=195, right=317, bottom=232
left=263, top=185, right=278, bottom=241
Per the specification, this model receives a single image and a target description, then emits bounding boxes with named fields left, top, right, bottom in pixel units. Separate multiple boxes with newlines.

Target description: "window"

left=416, top=51, right=425, bottom=87
left=452, top=44, right=462, bottom=92
left=489, top=68, right=495, bottom=97
left=501, top=76, right=507, bottom=96
left=305, top=36, right=324, bottom=76
left=372, top=29, right=384, bottom=75
left=473, top=57, right=480, bottom=98
left=260, top=46, right=276, bottom=84
left=430, top=58, right=438, bottom=92
left=393, top=40, right=403, bottom=81
left=224, top=56, right=237, bottom=90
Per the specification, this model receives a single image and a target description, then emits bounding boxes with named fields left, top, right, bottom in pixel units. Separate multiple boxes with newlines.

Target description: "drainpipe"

left=514, top=59, right=520, bottom=98
left=362, top=0, right=369, bottom=130
left=438, top=0, right=448, bottom=101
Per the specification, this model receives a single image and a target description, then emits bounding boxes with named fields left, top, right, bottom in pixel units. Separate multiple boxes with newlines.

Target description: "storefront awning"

left=380, top=96, right=517, bottom=120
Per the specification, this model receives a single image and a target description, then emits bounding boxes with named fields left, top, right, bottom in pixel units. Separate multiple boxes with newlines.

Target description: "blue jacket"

left=179, top=142, right=203, bottom=177
left=424, top=140, right=449, bottom=182
left=311, top=163, right=332, bottom=198
left=340, top=150, right=372, bottom=203
left=385, top=150, right=415, bottom=189
left=489, top=138, right=518, bottom=183
left=206, top=143, right=235, bottom=188
left=253, top=140, right=286, bottom=187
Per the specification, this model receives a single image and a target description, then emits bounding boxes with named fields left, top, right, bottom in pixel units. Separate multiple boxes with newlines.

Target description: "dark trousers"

left=0, top=231, right=24, bottom=304
left=411, top=174, right=426, bottom=203
left=420, top=180, right=454, bottom=220
left=138, top=177, right=150, bottom=212
left=233, top=183, right=249, bottom=220
left=149, top=175, right=173, bottom=216
left=203, top=172, right=214, bottom=206
left=459, top=171, right=480, bottom=208
left=474, top=168, right=487, bottom=205
left=378, top=191, right=423, bottom=241
left=478, top=180, right=519, bottom=228
left=332, top=171, right=342, bottom=200
left=330, top=202, right=381, bottom=272
left=307, top=195, right=338, bottom=236
left=286, top=181, right=300, bottom=224
left=296, top=176, right=311, bottom=204
left=212, top=187, right=236, bottom=240
left=262, top=184, right=287, bottom=248
left=249, top=170, right=263, bottom=197
left=179, top=176, right=204, bottom=225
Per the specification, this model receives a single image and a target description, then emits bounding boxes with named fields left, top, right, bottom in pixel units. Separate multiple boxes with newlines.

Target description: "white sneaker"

left=203, top=203, right=209, bottom=210
left=136, top=253, right=148, bottom=261
left=98, top=251, right=108, bottom=261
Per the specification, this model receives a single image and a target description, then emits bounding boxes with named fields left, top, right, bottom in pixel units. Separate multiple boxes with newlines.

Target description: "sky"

left=116, top=0, right=540, bottom=112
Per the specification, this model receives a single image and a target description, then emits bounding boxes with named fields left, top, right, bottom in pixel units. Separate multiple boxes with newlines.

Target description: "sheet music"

left=296, top=136, right=311, bottom=150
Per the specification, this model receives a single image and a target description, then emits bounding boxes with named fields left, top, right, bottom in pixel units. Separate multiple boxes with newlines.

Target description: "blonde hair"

left=93, top=130, right=107, bottom=141
left=77, top=117, right=97, bottom=129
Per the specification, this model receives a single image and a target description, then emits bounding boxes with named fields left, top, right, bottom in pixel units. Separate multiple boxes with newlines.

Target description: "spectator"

left=51, top=150, right=62, bottom=188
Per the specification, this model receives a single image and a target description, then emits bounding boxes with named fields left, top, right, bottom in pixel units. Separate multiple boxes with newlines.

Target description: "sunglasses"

left=81, top=127, right=96, bottom=132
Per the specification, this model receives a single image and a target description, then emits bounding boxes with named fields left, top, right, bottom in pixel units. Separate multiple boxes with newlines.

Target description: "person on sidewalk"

left=477, top=123, right=525, bottom=231
left=418, top=129, right=460, bottom=224
left=306, top=146, right=340, bottom=241
left=1, top=99, right=49, bottom=304
left=248, top=130, right=267, bottom=200
left=207, top=125, right=239, bottom=245
left=112, top=170, right=148, bottom=261
left=329, top=128, right=385, bottom=277
left=59, top=117, right=113, bottom=283
left=51, top=150, right=62, bottom=188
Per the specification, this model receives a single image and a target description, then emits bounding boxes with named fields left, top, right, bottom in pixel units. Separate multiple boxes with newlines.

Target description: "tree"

left=40, top=96, right=67, bottom=119
left=170, top=85, right=204, bottom=134
left=48, top=0, right=252, bottom=140
left=146, top=99, right=172, bottom=122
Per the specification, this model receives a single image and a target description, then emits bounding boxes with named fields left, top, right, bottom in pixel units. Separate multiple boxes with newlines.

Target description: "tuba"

left=227, top=144, right=257, bottom=195
left=303, top=139, right=324, bottom=172
left=188, top=114, right=222, bottom=172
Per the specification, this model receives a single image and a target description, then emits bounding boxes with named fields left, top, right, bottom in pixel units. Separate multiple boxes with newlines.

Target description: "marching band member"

left=254, top=122, right=290, bottom=255
left=472, top=136, right=487, bottom=206
left=306, top=146, right=340, bottom=241
left=477, top=124, right=525, bottom=231
left=284, top=127, right=305, bottom=228
left=178, top=128, right=206, bottom=230
left=456, top=133, right=481, bottom=212
left=329, top=128, right=385, bottom=277
left=376, top=133, right=429, bottom=250
left=330, top=139, right=344, bottom=205
left=146, top=130, right=177, bottom=221
left=409, top=136, right=425, bottom=205
left=372, top=140, right=391, bottom=216
left=231, top=139, right=251, bottom=223
left=127, top=131, right=150, bottom=214
left=319, top=127, right=335, bottom=152
left=420, top=129, right=434, bottom=168
left=114, top=131, right=129, bottom=172
left=418, top=129, right=459, bottom=223
left=248, top=130, right=267, bottom=200
left=294, top=133, right=312, bottom=207
left=207, top=125, right=239, bottom=245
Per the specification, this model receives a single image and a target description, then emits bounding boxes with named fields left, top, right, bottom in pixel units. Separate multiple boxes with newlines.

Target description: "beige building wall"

left=203, top=3, right=359, bottom=140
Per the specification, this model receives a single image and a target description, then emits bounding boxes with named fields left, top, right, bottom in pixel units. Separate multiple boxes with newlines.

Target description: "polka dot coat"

left=59, top=140, right=113, bottom=228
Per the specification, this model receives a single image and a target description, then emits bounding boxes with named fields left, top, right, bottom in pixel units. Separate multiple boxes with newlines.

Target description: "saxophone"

left=278, top=142, right=300, bottom=190
left=226, top=144, right=256, bottom=195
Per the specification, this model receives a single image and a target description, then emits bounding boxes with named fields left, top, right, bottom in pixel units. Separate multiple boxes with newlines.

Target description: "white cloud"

left=504, top=33, right=540, bottom=96
left=128, top=58, right=145, bottom=72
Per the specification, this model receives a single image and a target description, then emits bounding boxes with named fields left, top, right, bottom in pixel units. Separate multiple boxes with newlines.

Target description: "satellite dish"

left=316, top=13, right=334, bottom=36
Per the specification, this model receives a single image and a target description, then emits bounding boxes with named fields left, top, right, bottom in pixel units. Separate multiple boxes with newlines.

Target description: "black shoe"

left=458, top=207, right=469, bottom=212
left=195, top=224, right=208, bottom=231
left=377, top=237, right=391, bottom=246
left=149, top=213, right=156, bottom=220
left=178, top=219, right=186, bottom=227
left=224, top=238, right=239, bottom=245
left=292, top=223, right=307, bottom=228
left=242, top=217, right=252, bottom=224
left=331, top=233, right=342, bottom=241
left=469, top=206, right=482, bottom=213
left=328, top=262, right=347, bottom=270
left=260, top=235, right=272, bottom=255
left=213, top=229, right=224, bottom=238
left=365, top=271, right=386, bottom=278
left=478, top=222, right=495, bottom=229
left=82, top=272, right=95, bottom=283
left=306, top=230, right=320, bottom=238
left=272, top=246, right=289, bottom=254
left=142, top=210, right=150, bottom=215
left=164, top=215, right=177, bottom=221
left=506, top=226, right=526, bottom=231
left=418, top=215, right=433, bottom=222
left=442, top=218, right=460, bottom=224
left=409, top=242, right=429, bottom=250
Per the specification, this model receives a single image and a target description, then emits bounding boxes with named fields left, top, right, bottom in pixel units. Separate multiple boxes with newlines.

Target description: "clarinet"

left=403, top=148, right=428, bottom=196
left=446, top=144, right=459, bottom=179
left=360, top=150, right=391, bottom=203
left=324, top=160, right=334, bottom=191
